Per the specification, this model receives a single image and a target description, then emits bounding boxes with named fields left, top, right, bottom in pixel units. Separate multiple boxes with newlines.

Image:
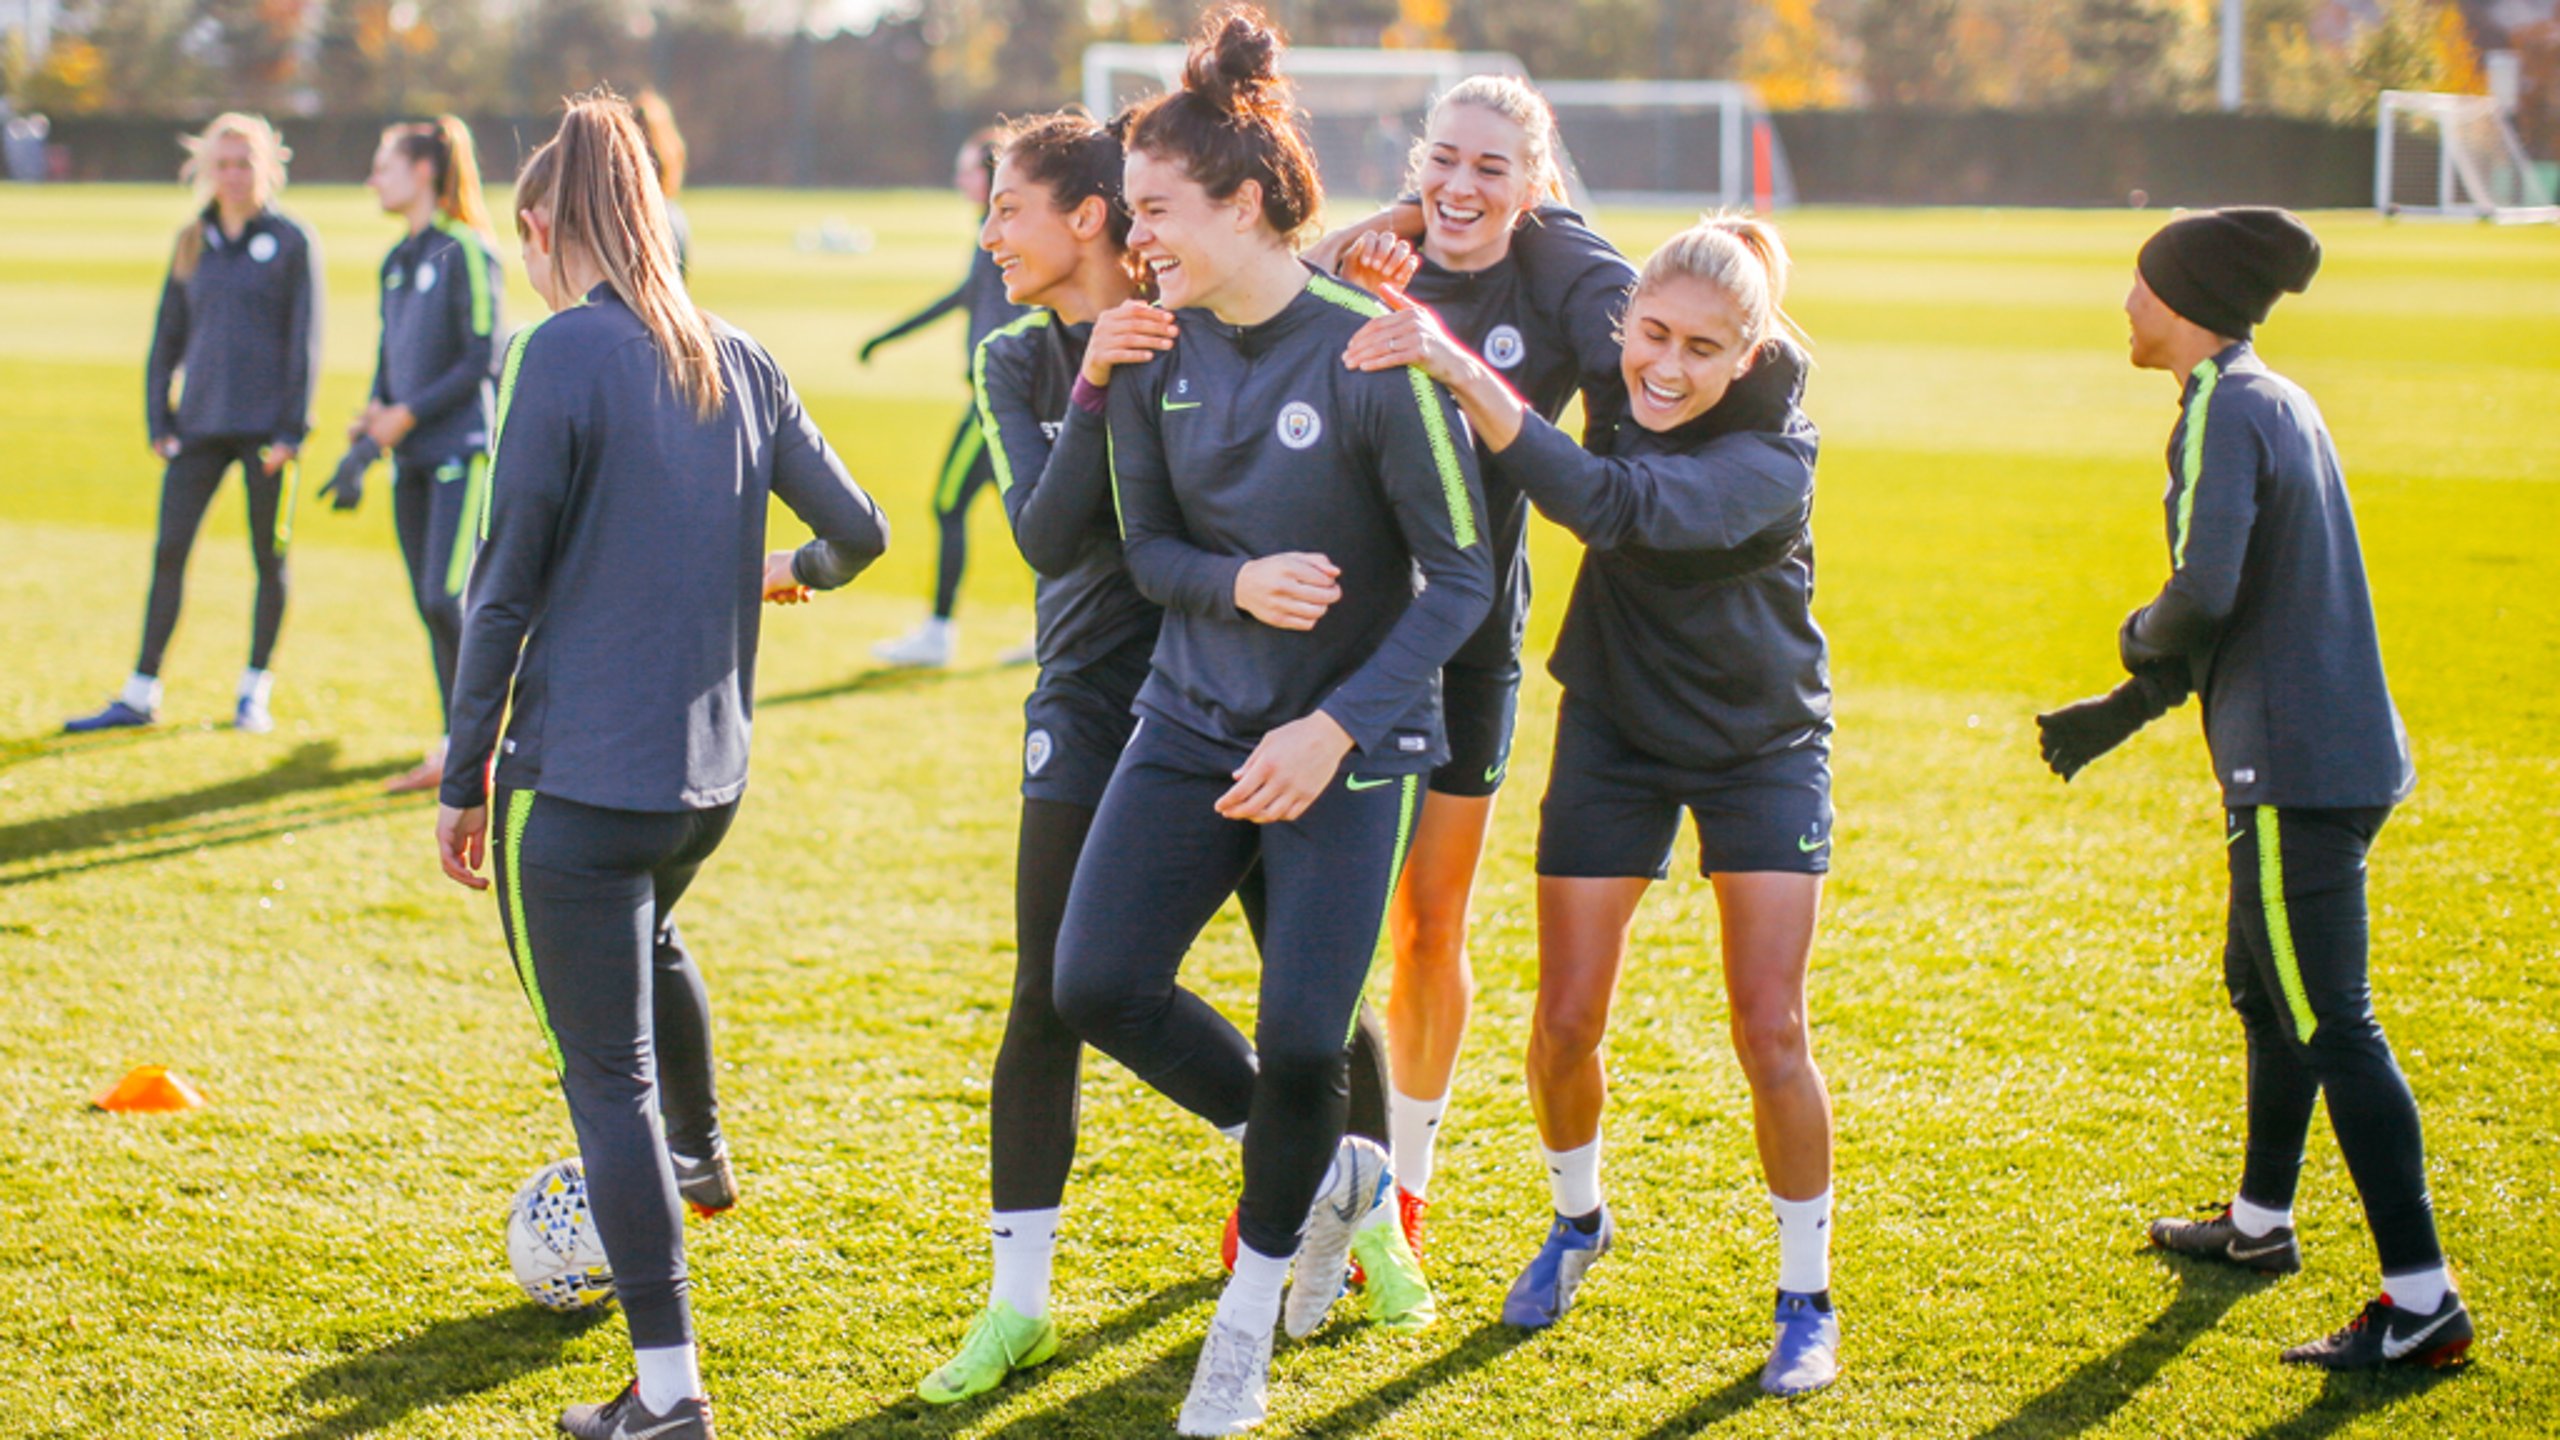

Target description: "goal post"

left=2374, top=90, right=2558, bottom=223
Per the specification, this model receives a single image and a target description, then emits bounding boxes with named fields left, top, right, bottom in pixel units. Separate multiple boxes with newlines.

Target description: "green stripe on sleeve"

left=489, top=317, right=546, bottom=466
left=447, top=452, right=488, bottom=596
left=2173, top=357, right=2220, bottom=569
left=2257, top=806, right=2320, bottom=1044
left=972, top=310, right=1054, bottom=497
left=1105, top=426, right=1127, bottom=539
left=434, top=219, right=496, bottom=338
left=1404, top=368, right=1479, bottom=549
left=500, top=790, right=565, bottom=1072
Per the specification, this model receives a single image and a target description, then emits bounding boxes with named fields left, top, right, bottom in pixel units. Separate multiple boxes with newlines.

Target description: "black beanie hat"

left=2137, top=207, right=2322, bottom=340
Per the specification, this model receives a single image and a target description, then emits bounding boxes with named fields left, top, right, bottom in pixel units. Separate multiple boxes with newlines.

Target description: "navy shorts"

left=1537, top=695, right=1833, bottom=879
left=1427, top=663, right=1521, bottom=799
left=1021, top=640, right=1151, bottom=810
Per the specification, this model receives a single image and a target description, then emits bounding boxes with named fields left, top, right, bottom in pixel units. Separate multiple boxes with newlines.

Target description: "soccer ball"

left=507, top=1156, right=616, bottom=1313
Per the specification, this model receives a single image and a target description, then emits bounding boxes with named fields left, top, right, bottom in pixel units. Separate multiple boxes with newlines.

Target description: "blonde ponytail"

left=1635, top=211, right=1805, bottom=352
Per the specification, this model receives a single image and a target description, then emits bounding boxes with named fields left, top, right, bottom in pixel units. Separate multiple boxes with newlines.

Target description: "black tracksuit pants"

left=998, top=796, right=1394, bottom=1214
left=2224, top=804, right=2444, bottom=1275
left=137, top=435, right=288, bottom=678
left=492, top=786, right=735, bottom=1350
left=392, top=456, right=483, bottom=725
left=1052, top=717, right=1419, bottom=1260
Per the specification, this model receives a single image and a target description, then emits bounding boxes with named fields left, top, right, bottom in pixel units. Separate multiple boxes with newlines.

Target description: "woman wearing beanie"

left=2035, top=207, right=2471, bottom=1370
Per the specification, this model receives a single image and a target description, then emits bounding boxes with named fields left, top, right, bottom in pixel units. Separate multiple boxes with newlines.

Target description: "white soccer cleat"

left=872, top=619, right=953, bottom=668
left=1176, top=1312, right=1273, bottom=1436
left=1283, top=1135, right=1392, bottom=1340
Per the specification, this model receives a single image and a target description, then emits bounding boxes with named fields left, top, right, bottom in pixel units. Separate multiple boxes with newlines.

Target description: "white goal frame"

left=2374, top=90, right=2558, bottom=223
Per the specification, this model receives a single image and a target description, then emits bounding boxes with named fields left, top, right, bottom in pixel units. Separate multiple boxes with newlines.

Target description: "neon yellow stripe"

left=274, top=458, right=299, bottom=553
left=2257, top=806, right=2319, bottom=1044
left=1105, top=426, right=1127, bottom=539
left=936, top=421, right=986, bottom=512
left=433, top=218, right=496, bottom=338
left=1305, top=272, right=1479, bottom=549
left=972, top=310, right=1053, bottom=496
left=489, top=316, right=548, bottom=466
left=1345, top=774, right=1424, bottom=1044
left=446, top=452, right=488, bottom=596
left=501, top=790, right=564, bottom=1071
left=2173, top=358, right=2220, bottom=569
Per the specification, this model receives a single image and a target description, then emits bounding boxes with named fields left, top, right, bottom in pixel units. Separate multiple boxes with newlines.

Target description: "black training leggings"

left=492, top=786, right=736, bottom=1350
left=2224, top=804, right=2443, bottom=1276
left=137, top=435, right=289, bottom=678
left=929, top=407, right=996, bottom=620
left=1052, top=719, right=1418, bottom=1260
left=392, top=456, right=484, bottom=725
left=996, top=796, right=1392, bottom=1214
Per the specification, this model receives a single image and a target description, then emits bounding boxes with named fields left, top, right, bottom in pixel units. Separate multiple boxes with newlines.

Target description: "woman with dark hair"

left=1046, top=11, right=1490, bottom=1432
left=433, top=91, right=888, bottom=1440
left=355, top=115, right=504, bottom=795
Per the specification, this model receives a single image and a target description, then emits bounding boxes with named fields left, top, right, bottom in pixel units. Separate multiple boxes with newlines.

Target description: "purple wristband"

left=1069, top=375, right=1108, bottom=416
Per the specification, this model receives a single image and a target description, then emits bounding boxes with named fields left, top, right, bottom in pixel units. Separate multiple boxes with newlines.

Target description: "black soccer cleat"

left=2281, top=1292, right=2473, bottom=1371
left=2149, top=1203, right=2303, bottom=1275
left=558, top=1380, right=715, bottom=1439
left=672, top=1147, right=737, bottom=1219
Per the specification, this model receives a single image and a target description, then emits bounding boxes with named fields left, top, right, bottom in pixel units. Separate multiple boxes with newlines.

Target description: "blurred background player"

left=66, top=113, right=320, bottom=737
left=2036, top=206, right=2470, bottom=1372
left=635, top=89, right=692, bottom=277
left=433, top=91, right=888, bottom=1440
left=355, top=116, right=504, bottom=796
left=862, top=127, right=1032, bottom=668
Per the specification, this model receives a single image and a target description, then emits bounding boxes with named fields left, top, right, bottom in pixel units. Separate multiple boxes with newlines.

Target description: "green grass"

left=1, top=187, right=2556, bottom=1438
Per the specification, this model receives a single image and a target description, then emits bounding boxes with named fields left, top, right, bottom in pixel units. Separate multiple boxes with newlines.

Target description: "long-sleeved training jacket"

left=1106, top=270, right=1493, bottom=774
left=1403, top=203, right=1634, bottom=678
left=146, top=204, right=322, bottom=448
left=973, top=310, right=1162, bottom=673
left=1499, top=339, right=1830, bottom=771
left=371, top=219, right=503, bottom=464
left=441, top=286, right=889, bottom=813
left=2118, top=341, right=2414, bottom=809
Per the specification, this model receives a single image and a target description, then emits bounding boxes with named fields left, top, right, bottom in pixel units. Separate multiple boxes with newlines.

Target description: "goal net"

left=1082, top=45, right=1793, bottom=212
left=2375, top=90, right=2558, bottom=223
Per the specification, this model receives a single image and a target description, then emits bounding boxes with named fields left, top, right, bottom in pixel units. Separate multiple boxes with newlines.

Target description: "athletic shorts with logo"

left=1428, top=662, right=1521, bottom=799
left=1021, top=635, right=1152, bottom=809
left=1538, top=693, right=1832, bottom=879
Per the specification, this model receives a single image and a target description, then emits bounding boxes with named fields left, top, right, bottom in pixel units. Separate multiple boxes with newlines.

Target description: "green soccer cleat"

left=1350, top=1206, right=1437, bottom=1332
left=917, top=1300, right=1060, bottom=1405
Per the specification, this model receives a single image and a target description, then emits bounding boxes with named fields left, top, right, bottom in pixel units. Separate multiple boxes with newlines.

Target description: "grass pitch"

left=1, top=187, right=2555, bottom=1439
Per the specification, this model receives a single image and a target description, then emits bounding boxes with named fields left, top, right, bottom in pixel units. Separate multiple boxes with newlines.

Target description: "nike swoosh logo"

left=1797, top=834, right=1828, bottom=853
left=1161, top=398, right=1203, bottom=412
left=2381, top=1309, right=2457, bottom=1360
left=1483, top=763, right=1506, bottom=785
left=1345, top=775, right=1392, bottom=791
left=613, top=1416, right=694, bottom=1440
left=2227, top=1237, right=2291, bottom=1260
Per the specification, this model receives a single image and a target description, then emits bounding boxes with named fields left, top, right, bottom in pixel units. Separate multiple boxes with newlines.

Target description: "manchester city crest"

left=1485, top=324, right=1526, bottom=370
left=1276, top=402, right=1322, bottom=450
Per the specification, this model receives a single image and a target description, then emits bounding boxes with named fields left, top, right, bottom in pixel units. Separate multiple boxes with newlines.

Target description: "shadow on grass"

left=1281, top=1319, right=1531, bottom=1438
left=1628, top=1369, right=1770, bottom=1439
left=0, top=722, right=198, bottom=773
left=2246, top=1357, right=2469, bottom=1440
left=805, top=1275, right=1219, bottom=1439
left=759, top=662, right=1018, bottom=711
left=276, top=1303, right=613, bottom=1440
left=1973, top=1258, right=2267, bottom=1440
left=0, top=740, right=410, bottom=876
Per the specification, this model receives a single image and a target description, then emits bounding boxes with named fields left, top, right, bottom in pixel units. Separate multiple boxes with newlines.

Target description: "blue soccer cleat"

left=1761, top=1290, right=1840, bottom=1396
left=233, top=693, right=273, bottom=734
left=63, top=699, right=155, bottom=734
left=1500, top=1208, right=1614, bottom=1329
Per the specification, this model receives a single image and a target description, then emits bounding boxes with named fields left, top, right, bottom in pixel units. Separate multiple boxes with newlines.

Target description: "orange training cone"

left=91, top=1065, right=206, bottom=1113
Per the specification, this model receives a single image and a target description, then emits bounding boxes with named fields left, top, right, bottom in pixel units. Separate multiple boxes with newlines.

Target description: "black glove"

left=318, top=435, right=379, bottom=512
left=2035, top=668, right=2182, bottom=781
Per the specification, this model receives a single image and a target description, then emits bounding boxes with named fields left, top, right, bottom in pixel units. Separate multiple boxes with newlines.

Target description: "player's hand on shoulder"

left=1082, top=300, right=1179, bottom=387
left=1341, top=299, right=1464, bottom=386
left=1339, top=231, right=1419, bottom=297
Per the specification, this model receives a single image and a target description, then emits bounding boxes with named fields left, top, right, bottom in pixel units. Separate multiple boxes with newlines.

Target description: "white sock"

left=1389, top=1089, right=1450, bottom=1200
left=633, top=1343, right=701, bottom=1411
left=1772, top=1190, right=1833, bottom=1295
left=238, top=667, right=272, bottom=705
left=2384, top=1264, right=2453, bottom=1314
left=1217, top=1121, right=1246, bottom=1145
left=920, top=616, right=954, bottom=638
left=1217, top=1241, right=1290, bottom=1335
left=1541, top=1135, right=1604, bottom=1219
left=989, top=1207, right=1060, bottom=1320
left=121, top=673, right=163, bottom=712
left=2230, top=1195, right=2293, bottom=1238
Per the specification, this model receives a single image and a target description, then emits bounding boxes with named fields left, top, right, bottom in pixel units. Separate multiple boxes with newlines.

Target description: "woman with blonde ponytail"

left=353, top=115, right=506, bottom=794
left=66, top=112, right=320, bottom=736
left=432, top=90, right=891, bottom=1440
left=1351, top=213, right=1844, bottom=1396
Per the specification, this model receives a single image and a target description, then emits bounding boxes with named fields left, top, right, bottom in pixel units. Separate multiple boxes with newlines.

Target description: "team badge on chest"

left=415, top=262, right=439, bottom=292
left=1485, top=324, right=1525, bottom=370
left=1276, top=402, right=1322, bottom=450
left=247, top=232, right=279, bottom=263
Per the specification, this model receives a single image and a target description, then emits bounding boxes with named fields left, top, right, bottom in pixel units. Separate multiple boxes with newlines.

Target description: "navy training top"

left=371, top=218, right=503, bottom=465
left=146, top=204, right=323, bottom=448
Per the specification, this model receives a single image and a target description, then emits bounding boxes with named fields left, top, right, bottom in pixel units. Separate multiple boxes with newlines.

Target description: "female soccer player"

left=432, top=92, right=888, bottom=1440
left=634, top=89, right=692, bottom=276
left=1348, top=215, right=1841, bottom=1396
left=2035, top=207, right=2469, bottom=1370
left=357, top=116, right=504, bottom=795
left=865, top=128, right=1031, bottom=668
left=1048, top=12, right=1489, bottom=1433
left=67, top=113, right=320, bottom=736
left=1319, top=77, right=1635, bottom=1251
